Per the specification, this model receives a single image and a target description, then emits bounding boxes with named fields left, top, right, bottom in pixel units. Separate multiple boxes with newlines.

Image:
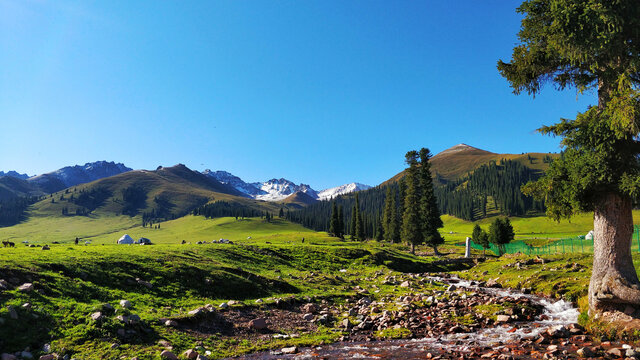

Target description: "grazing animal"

left=2, top=241, right=15, bottom=248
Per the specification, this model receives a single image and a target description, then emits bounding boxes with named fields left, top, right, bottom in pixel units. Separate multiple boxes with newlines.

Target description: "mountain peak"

left=436, top=144, right=493, bottom=157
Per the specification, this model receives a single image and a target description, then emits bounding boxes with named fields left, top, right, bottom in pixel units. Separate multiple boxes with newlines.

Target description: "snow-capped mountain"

left=203, top=170, right=369, bottom=202
left=28, top=161, right=132, bottom=193
left=317, top=183, right=372, bottom=201
left=0, top=171, right=29, bottom=180
left=202, top=170, right=266, bottom=197
left=252, top=178, right=318, bottom=201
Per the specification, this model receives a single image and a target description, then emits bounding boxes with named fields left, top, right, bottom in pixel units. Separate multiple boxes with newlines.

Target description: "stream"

left=238, top=275, right=580, bottom=359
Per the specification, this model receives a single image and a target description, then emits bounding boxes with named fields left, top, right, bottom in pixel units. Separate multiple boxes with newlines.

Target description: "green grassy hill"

left=384, top=143, right=559, bottom=185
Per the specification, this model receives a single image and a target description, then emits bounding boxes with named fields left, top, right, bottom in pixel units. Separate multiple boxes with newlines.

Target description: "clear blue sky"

left=0, top=0, right=594, bottom=190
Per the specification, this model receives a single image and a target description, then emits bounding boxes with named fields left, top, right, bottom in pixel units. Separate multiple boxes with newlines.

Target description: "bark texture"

left=589, top=192, right=640, bottom=315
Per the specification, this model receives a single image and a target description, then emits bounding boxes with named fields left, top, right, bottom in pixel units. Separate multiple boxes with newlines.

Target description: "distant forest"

left=287, top=159, right=546, bottom=239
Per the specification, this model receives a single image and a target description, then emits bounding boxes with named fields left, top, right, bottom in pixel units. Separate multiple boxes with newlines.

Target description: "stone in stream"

left=495, top=315, right=511, bottom=323
left=576, top=347, right=594, bottom=357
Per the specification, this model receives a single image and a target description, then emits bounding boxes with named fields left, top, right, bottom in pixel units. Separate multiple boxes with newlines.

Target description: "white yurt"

left=585, top=230, right=594, bottom=240
left=117, top=234, right=135, bottom=244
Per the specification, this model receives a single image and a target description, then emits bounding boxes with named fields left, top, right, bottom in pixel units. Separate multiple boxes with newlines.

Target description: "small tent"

left=585, top=230, right=594, bottom=241
left=117, top=234, right=135, bottom=244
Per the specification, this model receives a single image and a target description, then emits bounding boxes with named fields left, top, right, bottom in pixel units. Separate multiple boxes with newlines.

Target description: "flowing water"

left=237, top=275, right=579, bottom=359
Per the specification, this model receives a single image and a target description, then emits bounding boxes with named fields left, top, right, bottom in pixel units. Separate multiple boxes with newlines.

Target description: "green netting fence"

left=465, top=225, right=640, bottom=256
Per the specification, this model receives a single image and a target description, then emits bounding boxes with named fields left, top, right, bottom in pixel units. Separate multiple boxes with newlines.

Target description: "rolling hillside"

left=384, top=143, right=559, bottom=185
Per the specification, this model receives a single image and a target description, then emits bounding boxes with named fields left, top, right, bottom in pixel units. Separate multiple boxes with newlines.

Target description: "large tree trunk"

left=589, top=192, right=640, bottom=315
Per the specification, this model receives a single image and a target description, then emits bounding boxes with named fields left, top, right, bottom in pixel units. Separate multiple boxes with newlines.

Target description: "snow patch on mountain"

left=317, top=183, right=372, bottom=201
left=202, top=170, right=266, bottom=197
left=203, top=170, right=369, bottom=202
left=252, top=179, right=318, bottom=201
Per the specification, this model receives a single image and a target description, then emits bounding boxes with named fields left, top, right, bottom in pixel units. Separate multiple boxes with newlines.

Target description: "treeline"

left=289, top=159, right=548, bottom=233
left=436, top=160, right=545, bottom=220
left=285, top=186, right=388, bottom=239
left=0, top=196, right=39, bottom=227
left=193, top=201, right=264, bottom=219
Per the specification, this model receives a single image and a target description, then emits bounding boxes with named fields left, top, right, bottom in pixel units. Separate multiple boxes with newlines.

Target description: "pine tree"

left=355, top=194, right=364, bottom=241
left=401, top=151, right=423, bottom=254
left=419, top=148, right=445, bottom=255
left=472, top=223, right=490, bottom=257
left=350, top=205, right=357, bottom=240
left=375, top=216, right=384, bottom=241
left=382, top=186, right=394, bottom=241
left=329, top=201, right=339, bottom=237
left=337, top=205, right=344, bottom=238
left=384, top=190, right=398, bottom=242
left=279, top=207, right=284, bottom=218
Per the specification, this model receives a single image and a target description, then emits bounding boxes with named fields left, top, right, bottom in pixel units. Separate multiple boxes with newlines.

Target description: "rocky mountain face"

left=0, top=171, right=29, bottom=180
left=317, top=183, right=372, bottom=201
left=27, top=161, right=132, bottom=193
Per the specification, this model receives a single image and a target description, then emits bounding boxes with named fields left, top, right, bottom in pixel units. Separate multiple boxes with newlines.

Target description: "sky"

left=0, top=0, right=595, bottom=190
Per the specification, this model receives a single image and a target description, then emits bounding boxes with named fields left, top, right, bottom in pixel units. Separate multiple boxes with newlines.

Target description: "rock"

left=400, top=281, right=410, bottom=288
left=302, top=313, right=314, bottom=321
left=110, top=343, right=119, bottom=349
left=281, top=347, right=297, bottom=354
left=120, top=300, right=132, bottom=308
left=546, top=325, right=569, bottom=338
left=128, top=314, right=141, bottom=324
left=160, top=350, right=178, bottom=360
left=7, top=306, right=17, bottom=319
left=495, top=315, right=511, bottom=323
left=0, top=279, right=9, bottom=290
left=21, top=351, right=33, bottom=359
left=164, top=320, right=178, bottom=327
left=219, top=302, right=229, bottom=309
left=249, top=318, right=267, bottom=330
left=576, top=347, right=594, bottom=358
left=188, top=307, right=205, bottom=317
left=90, top=311, right=103, bottom=321
left=136, top=278, right=153, bottom=289
left=38, top=355, right=55, bottom=360
left=606, top=348, right=624, bottom=357
left=18, top=283, right=34, bottom=292
left=228, top=300, right=237, bottom=305
left=255, top=299, right=263, bottom=304
left=626, top=348, right=638, bottom=358
left=301, top=303, right=317, bottom=313
left=182, top=349, right=198, bottom=359
left=342, top=318, right=351, bottom=329
left=485, top=278, right=502, bottom=288
left=195, top=355, right=209, bottom=360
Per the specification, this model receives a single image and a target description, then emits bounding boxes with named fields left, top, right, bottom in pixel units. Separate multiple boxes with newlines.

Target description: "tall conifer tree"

left=382, top=186, right=394, bottom=241
left=329, top=201, right=339, bottom=237
left=337, top=205, right=344, bottom=238
left=401, top=151, right=423, bottom=254
left=350, top=205, right=357, bottom=240
left=355, top=193, right=364, bottom=241
left=419, top=148, right=445, bottom=255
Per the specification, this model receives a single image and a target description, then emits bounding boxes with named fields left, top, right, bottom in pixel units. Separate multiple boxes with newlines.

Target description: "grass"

left=0, top=215, right=469, bottom=359
left=441, top=210, right=640, bottom=245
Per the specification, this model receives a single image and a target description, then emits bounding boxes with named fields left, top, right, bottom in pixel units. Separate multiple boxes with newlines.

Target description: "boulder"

left=219, top=302, right=229, bottom=309
left=249, top=318, right=267, bottom=330
left=160, top=350, right=178, bottom=360
left=164, top=319, right=178, bottom=327
left=18, top=283, right=34, bottom=292
left=576, top=347, right=594, bottom=358
left=120, top=300, right=132, bottom=308
left=182, top=349, right=198, bottom=360
left=281, top=347, right=298, bottom=354
left=302, top=313, right=314, bottom=321
left=90, top=312, right=103, bottom=321
left=400, top=281, right=410, bottom=288
left=188, top=308, right=205, bottom=317
left=301, top=303, right=317, bottom=313
left=495, top=315, right=510, bottom=323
